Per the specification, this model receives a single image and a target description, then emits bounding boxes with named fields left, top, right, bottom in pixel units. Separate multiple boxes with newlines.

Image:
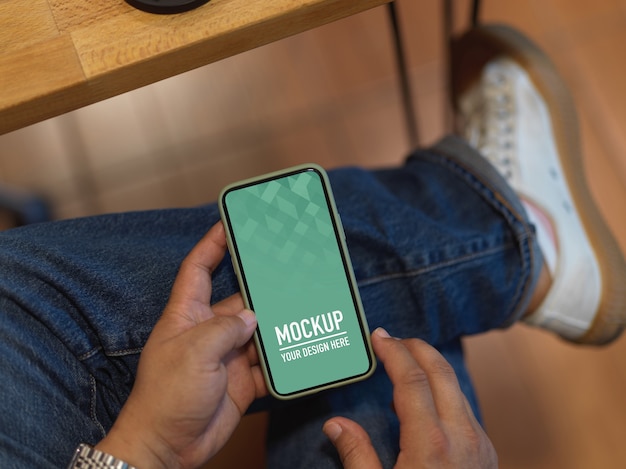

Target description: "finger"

left=245, top=339, right=260, bottom=366
left=401, top=338, right=470, bottom=422
left=251, top=366, right=269, bottom=398
left=323, top=417, right=382, bottom=469
left=211, top=295, right=266, bottom=394
left=193, top=310, right=258, bottom=364
left=212, top=294, right=259, bottom=365
left=461, top=393, right=483, bottom=429
left=169, top=222, right=228, bottom=307
left=212, top=293, right=245, bottom=317
left=371, top=328, right=439, bottom=431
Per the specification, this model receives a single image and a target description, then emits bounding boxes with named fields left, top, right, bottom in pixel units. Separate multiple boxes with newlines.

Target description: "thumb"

left=323, top=417, right=383, bottom=469
left=195, top=309, right=258, bottom=361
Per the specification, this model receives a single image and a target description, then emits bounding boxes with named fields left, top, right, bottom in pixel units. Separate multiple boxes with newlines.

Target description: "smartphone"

left=219, top=164, right=376, bottom=400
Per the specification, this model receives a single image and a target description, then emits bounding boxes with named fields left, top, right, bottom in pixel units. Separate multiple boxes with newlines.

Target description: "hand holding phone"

left=219, top=164, right=376, bottom=399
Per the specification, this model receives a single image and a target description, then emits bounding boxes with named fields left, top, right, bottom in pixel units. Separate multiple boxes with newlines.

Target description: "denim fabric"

left=266, top=136, right=543, bottom=468
left=0, top=136, right=541, bottom=468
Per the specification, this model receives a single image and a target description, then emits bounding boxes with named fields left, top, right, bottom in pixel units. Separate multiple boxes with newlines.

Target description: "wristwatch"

left=67, top=443, right=138, bottom=469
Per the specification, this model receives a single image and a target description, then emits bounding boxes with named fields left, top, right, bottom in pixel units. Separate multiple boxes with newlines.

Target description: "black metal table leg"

left=387, top=1, right=419, bottom=148
left=387, top=0, right=482, bottom=145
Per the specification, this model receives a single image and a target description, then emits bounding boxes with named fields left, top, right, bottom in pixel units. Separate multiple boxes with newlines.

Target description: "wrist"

left=96, top=425, right=178, bottom=469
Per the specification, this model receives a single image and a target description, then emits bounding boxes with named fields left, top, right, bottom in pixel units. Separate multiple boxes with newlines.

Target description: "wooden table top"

left=0, top=0, right=389, bottom=136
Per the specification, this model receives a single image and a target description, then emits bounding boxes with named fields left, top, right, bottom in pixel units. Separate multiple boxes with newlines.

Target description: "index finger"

left=373, top=329, right=471, bottom=428
left=371, top=329, right=439, bottom=433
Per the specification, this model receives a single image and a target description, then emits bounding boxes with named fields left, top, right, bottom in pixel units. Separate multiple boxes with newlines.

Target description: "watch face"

left=125, top=0, right=211, bottom=14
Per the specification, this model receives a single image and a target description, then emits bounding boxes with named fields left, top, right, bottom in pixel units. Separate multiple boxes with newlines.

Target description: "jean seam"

left=89, top=375, right=107, bottom=440
left=106, top=348, right=144, bottom=357
left=78, top=346, right=144, bottom=362
left=357, top=241, right=516, bottom=287
left=421, top=145, right=537, bottom=326
left=78, top=347, right=101, bottom=362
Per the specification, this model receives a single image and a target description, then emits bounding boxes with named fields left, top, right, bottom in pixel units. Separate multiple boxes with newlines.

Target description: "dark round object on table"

left=125, top=0, right=211, bottom=14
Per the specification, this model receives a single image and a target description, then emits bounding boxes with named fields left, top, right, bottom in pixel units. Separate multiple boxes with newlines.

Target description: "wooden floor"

left=1, top=0, right=626, bottom=467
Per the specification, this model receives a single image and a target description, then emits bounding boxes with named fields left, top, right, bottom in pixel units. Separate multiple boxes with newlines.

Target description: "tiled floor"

left=1, top=0, right=626, bottom=468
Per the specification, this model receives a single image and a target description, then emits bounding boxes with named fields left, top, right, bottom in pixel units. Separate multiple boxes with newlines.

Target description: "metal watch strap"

left=68, top=443, right=138, bottom=469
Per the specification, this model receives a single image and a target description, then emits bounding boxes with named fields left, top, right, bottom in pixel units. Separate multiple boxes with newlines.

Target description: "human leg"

left=0, top=137, right=539, bottom=466
left=452, top=24, right=626, bottom=344
left=264, top=135, right=544, bottom=468
left=0, top=210, right=207, bottom=468
left=266, top=22, right=626, bottom=468
left=338, top=136, right=542, bottom=344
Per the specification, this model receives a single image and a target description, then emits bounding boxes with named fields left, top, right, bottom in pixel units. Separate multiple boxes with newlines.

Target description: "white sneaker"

left=451, top=24, right=626, bottom=345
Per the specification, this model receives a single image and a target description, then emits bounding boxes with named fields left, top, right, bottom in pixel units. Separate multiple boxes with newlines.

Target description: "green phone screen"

left=220, top=165, right=374, bottom=398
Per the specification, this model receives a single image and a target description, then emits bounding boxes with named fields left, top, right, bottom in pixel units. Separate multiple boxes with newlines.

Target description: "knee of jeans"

left=0, top=320, right=103, bottom=467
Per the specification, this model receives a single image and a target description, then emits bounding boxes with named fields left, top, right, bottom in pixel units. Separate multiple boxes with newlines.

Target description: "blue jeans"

left=0, top=136, right=542, bottom=468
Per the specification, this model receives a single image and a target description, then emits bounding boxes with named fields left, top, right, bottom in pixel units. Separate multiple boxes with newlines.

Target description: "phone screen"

left=219, top=164, right=375, bottom=399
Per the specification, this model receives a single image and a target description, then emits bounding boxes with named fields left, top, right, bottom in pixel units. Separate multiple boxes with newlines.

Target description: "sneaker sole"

left=451, top=24, right=626, bottom=345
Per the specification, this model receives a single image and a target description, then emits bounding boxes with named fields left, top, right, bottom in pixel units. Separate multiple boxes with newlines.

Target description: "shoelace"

left=463, top=67, right=517, bottom=182
left=463, top=61, right=576, bottom=217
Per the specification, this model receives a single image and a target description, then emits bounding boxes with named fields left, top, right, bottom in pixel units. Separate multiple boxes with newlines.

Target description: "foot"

left=451, top=24, right=626, bottom=345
